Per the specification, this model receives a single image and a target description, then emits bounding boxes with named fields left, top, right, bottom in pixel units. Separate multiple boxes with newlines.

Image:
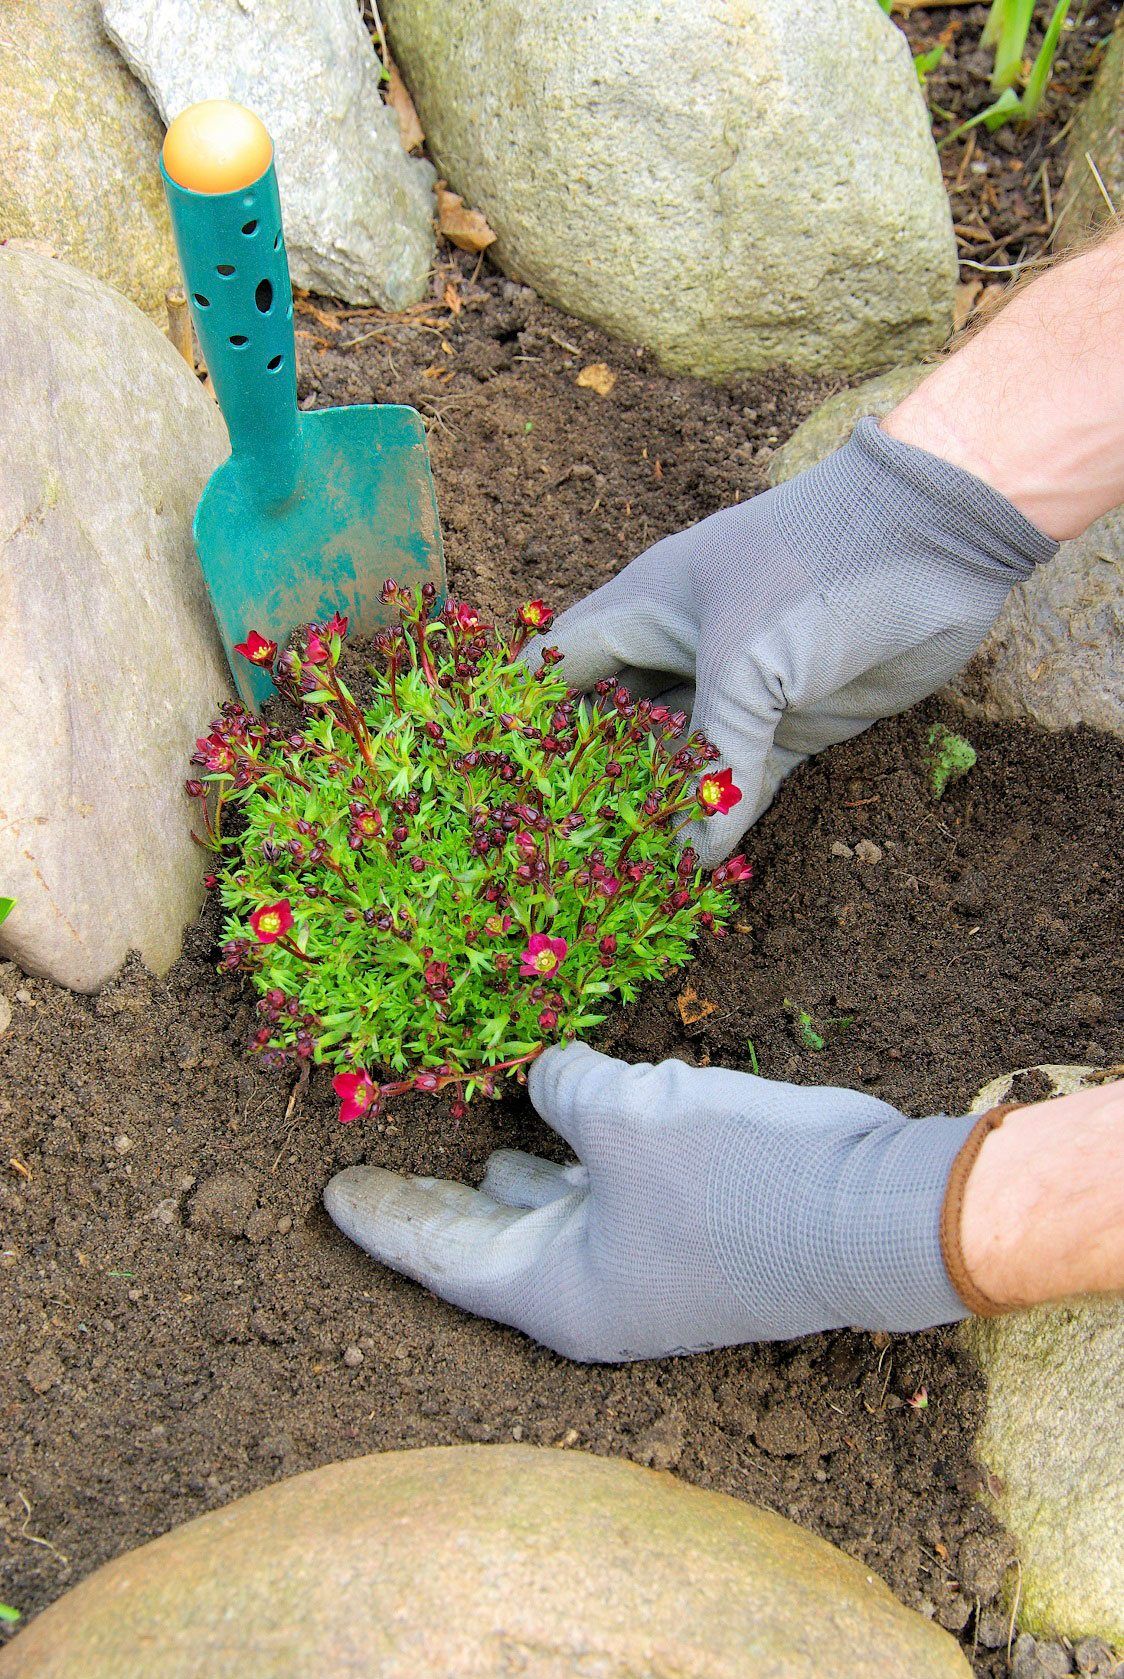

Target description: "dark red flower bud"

left=410, top=856, right=425, bottom=873
left=184, top=778, right=205, bottom=797
left=538, top=1008, right=558, bottom=1031
left=599, top=934, right=617, bottom=956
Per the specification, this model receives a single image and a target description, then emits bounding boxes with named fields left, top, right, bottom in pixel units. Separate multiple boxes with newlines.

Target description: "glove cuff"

left=849, top=416, right=1059, bottom=581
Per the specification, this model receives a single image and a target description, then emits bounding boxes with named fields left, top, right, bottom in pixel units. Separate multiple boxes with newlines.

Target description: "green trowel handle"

left=162, top=156, right=300, bottom=506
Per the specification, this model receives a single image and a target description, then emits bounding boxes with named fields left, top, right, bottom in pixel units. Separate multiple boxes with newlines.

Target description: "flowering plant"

left=188, top=586, right=750, bottom=1124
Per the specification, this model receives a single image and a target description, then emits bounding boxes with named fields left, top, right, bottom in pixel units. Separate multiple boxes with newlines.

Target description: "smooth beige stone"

left=0, top=1444, right=971, bottom=1678
left=0, top=248, right=231, bottom=993
left=384, top=0, right=956, bottom=379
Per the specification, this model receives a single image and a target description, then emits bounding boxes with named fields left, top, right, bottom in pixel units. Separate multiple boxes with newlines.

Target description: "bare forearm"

left=884, top=224, right=1124, bottom=540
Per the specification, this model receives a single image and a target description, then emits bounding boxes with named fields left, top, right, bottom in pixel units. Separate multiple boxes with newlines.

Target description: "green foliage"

left=745, top=1038, right=761, bottom=1076
left=925, top=723, right=978, bottom=799
left=942, top=0, right=1070, bottom=143
left=191, top=591, right=748, bottom=1118
left=783, top=1001, right=854, bottom=1054
left=0, top=1605, right=20, bottom=1625
left=914, top=43, right=945, bottom=87
left=0, top=898, right=12, bottom=926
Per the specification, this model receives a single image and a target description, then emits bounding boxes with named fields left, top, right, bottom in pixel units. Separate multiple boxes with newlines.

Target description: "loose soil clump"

left=3, top=259, right=1122, bottom=1679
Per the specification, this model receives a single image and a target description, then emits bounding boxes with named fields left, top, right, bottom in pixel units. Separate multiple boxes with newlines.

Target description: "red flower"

left=424, top=960, right=451, bottom=991
left=249, top=899, right=294, bottom=944
left=519, top=933, right=568, bottom=980
left=333, top=1070, right=378, bottom=1125
left=483, top=914, right=512, bottom=936
left=193, top=732, right=235, bottom=773
left=234, top=630, right=278, bottom=668
left=518, top=599, right=554, bottom=631
left=305, top=629, right=330, bottom=665
left=452, top=601, right=481, bottom=632
left=538, top=1008, right=559, bottom=1031
left=697, top=768, right=743, bottom=817
left=323, top=611, right=349, bottom=640
left=712, top=854, right=752, bottom=887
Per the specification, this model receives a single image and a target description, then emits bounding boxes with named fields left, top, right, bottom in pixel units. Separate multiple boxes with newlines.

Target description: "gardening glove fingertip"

left=324, top=1166, right=520, bottom=1297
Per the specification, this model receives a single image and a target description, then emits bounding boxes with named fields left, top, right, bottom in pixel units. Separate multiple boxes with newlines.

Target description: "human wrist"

left=883, top=228, right=1124, bottom=541
left=957, top=1081, right=1124, bottom=1311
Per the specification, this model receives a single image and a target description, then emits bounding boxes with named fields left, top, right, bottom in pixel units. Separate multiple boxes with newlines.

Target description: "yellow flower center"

left=259, top=912, right=280, bottom=935
left=534, top=949, right=555, bottom=972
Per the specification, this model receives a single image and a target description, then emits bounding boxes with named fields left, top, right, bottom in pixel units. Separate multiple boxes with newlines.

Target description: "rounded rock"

left=0, top=1445, right=971, bottom=1678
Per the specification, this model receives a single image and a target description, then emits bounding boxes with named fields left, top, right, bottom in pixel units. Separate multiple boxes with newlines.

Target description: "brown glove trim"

left=940, top=1102, right=1022, bottom=1319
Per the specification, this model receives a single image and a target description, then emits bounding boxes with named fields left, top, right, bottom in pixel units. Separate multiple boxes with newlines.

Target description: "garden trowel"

left=161, top=99, right=445, bottom=709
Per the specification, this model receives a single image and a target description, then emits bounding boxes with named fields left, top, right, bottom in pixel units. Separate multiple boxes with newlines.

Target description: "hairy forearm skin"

left=884, top=224, right=1124, bottom=541
left=961, top=1079, right=1124, bottom=1310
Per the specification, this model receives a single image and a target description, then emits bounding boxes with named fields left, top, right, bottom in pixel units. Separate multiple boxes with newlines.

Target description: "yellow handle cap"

left=163, top=99, right=273, bottom=193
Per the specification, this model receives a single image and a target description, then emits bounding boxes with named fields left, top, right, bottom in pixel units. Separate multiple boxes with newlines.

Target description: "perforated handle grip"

left=162, top=101, right=300, bottom=504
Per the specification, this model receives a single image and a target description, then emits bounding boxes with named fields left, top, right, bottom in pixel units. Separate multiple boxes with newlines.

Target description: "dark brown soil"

left=3, top=267, right=1123, bottom=1673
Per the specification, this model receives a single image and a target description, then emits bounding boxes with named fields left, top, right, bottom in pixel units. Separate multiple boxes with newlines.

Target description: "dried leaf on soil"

left=576, top=362, right=617, bottom=397
left=386, top=60, right=424, bottom=153
left=436, top=184, right=497, bottom=253
left=677, top=985, right=716, bottom=1026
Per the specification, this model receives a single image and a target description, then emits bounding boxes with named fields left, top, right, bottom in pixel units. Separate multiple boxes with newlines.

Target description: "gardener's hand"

left=324, top=1041, right=979, bottom=1362
left=537, top=418, right=1055, bottom=864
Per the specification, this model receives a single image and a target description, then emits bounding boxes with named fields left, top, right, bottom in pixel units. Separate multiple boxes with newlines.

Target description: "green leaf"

left=0, top=897, right=13, bottom=926
left=0, top=1605, right=21, bottom=1625
left=1020, top=0, right=1071, bottom=121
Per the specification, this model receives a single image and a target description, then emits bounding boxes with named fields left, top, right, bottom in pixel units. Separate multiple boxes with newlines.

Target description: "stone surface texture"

left=100, top=0, right=436, bottom=309
left=1056, top=17, right=1124, bottom=249
left=383, top=0, right=957, bottom=379
left=0, top=1444, right=971, bottom=1678
left=964, top=1066, right=1124, bottom=1647
left=769, top=370, right=1124, bottom=737
left=0, top=248, right=231, bottom=993
left=0, top=0, right=177, bottom=320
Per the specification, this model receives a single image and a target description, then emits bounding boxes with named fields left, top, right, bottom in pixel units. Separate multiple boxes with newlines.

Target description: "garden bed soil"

left=4, top=42, right=1124, bottom=1664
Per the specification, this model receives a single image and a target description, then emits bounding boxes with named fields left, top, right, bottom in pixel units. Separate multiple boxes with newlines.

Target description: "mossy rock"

left=0, top=0, right=176, bottom=320
left=964, top=1066, right=1124, bottom=1646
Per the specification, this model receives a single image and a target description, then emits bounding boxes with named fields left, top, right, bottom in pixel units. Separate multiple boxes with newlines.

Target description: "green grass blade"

left=991, top=0, right=1035, bottom=91
left=1020, top=0, right=1071, bottom=121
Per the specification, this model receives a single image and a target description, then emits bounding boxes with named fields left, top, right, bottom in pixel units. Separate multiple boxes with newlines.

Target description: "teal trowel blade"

left=161, top=103, right=445, bottom=710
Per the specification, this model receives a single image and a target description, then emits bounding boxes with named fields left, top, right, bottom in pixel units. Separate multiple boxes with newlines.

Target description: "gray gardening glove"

left=539, top=417, right=1056, bottom=864
left=324, top=1042, right=979, bottom=1363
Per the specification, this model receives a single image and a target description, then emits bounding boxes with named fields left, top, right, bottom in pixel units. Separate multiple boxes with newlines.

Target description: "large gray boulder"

left=0, top=1444, right=970, bottom=1678
left=101, top=0, right=436, bottom=309
left=383, top=0, right=957, bottom=380
left=770, top=370, right=1124, bottom=737
left=0, top=0, right=176, bottom=320
left=0, top=248, right=231, bottom=993
left=1055, top=18, right=1124, bottom=250
left=963, top=1067, right=1124, bottom=1646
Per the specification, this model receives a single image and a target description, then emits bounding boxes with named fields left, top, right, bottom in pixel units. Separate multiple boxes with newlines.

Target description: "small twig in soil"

left=16, top=1494, right=69, bottom=1567
left=545, top=329, right=583, bottom=356
left=1006, top=1558, right=1023, bottom=1662
left=271, top=1063, right=310, bottom=1173
left=1083, top=150, right=1118, bottom=215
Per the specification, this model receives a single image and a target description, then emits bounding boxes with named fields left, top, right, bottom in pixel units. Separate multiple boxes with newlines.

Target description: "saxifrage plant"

left=187, top=584, right=750, bottom=1124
